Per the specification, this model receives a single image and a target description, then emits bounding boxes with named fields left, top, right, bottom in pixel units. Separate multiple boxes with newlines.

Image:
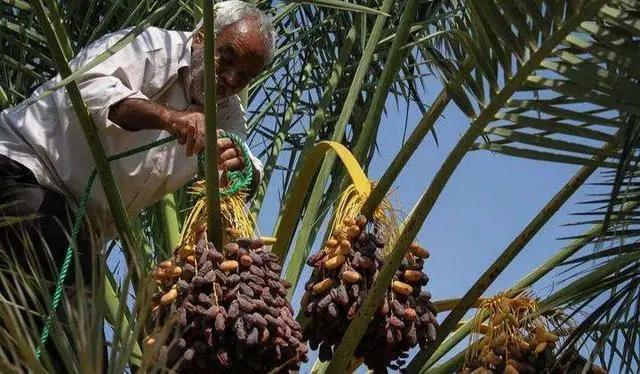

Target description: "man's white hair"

left=195, top=0, right=277, bottom=64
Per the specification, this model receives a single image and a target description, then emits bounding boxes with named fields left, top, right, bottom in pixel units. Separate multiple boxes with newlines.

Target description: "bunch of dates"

left=302, top=215, right=437, bottom=372
left=147, top=237, right=307, bottom=373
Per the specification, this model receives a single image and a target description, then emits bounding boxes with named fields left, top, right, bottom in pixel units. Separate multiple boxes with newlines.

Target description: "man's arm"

left=108, top=98, right=174, bottom=132
left=108, top=98, right=244, bottom=166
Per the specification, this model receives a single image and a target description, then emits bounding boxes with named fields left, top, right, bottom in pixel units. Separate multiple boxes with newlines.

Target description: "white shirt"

left=0, top=27, right=262, bottom=235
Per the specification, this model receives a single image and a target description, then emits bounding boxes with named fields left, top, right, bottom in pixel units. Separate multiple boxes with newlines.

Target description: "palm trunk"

left=202, top=0, right=223, bottom=248
left=158, top=193, right=181, bottom=256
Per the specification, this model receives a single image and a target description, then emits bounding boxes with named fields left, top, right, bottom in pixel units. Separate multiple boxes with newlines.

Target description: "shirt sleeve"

left=65, top=27, right=175, bottom=130
left=217, top=95, right=264, bottom=187
left=74, top=75, right=149, bottom=130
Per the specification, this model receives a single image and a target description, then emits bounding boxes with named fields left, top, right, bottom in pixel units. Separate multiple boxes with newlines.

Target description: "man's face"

left=190, top=17, right=269, bottom=103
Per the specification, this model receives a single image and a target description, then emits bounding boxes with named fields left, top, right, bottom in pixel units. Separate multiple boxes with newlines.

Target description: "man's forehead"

left=232, top=17, right=260, bottom=35
left=219, top=17, right=268, bottom=55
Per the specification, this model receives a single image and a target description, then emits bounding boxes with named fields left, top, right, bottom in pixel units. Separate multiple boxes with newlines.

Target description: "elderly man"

left=0, top=0, right=273, bottom=285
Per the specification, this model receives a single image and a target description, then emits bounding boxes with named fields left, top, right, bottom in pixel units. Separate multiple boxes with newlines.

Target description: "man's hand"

left=109, top=98, right=247, bottom=171
left=217, top=137, right=244, bottom=171
left=164, top=110, right=206, bottom=157
left=164, top=108, right=244, bottom=171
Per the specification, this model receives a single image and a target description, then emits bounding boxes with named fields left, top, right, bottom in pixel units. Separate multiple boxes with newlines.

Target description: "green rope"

left=107, top=135, right=177, bottom=162
left=35, top=170, right=96, bottom=358
left=35, top=135, right=176, bottom=358
left=197, top=130, right=254, bottom=197
left=219, top=130, right=254, bottom=197
left=35, top=131, right=253, bottom=357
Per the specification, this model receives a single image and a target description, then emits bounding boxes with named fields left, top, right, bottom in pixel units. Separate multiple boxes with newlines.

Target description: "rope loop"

left=197, top=129, right=254, bottom=197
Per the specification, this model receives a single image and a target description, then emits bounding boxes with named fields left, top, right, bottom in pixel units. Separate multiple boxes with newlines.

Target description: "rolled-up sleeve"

left=74, top=75, right=149, bottom=129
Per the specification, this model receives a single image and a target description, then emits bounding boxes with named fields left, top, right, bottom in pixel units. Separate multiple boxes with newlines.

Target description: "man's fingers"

left=194, top=130, right=205, bottom=155
left=217, top=138, right=234, bottom=152
left=194, top=122, right=205, bottom=155
left=185, top=125, right=196, bottom=156
left=219, top=147, right=238, bottom=161
left=177, top=128, right=187, bottom=145
left=223, top=157, right=244, bottom=171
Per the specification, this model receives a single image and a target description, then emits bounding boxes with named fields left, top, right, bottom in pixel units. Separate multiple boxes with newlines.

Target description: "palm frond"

left=402, top=0, right=640, bottom=371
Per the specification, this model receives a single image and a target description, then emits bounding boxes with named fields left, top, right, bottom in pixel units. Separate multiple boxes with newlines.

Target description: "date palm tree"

left=0, top=0, right=638, bottom=372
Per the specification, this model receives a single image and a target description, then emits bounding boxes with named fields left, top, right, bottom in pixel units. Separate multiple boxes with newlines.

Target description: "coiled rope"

left=197, top=130, right=254, bottom=197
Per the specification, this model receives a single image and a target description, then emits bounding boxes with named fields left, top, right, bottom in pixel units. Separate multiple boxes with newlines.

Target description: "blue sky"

left=251, top=75, right=605, bottom=371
